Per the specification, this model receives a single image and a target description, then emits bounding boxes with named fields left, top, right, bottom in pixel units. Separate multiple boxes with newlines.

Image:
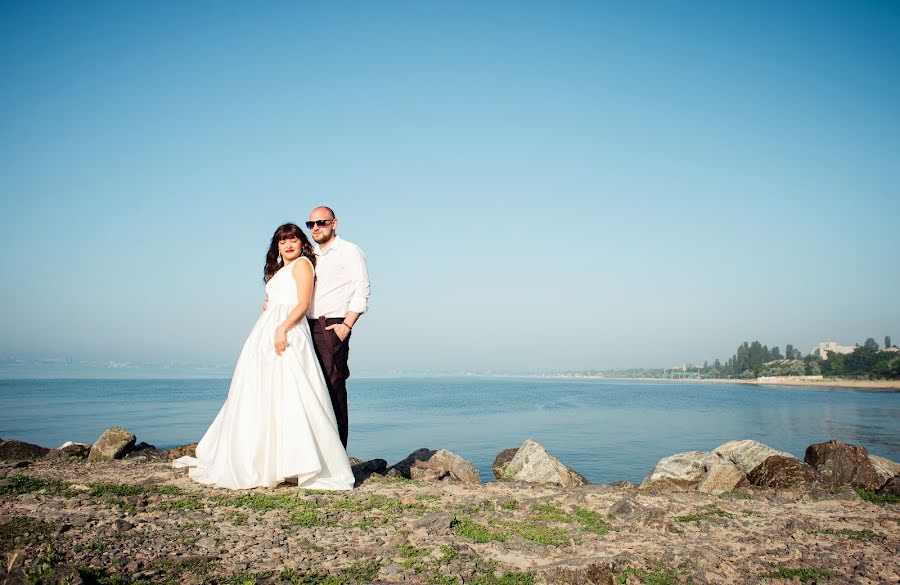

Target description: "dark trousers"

left=308, top=317, right=351, bottom=448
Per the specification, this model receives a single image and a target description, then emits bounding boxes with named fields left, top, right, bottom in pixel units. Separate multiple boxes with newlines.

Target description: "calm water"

left=2, top=377, right=898, bottom=484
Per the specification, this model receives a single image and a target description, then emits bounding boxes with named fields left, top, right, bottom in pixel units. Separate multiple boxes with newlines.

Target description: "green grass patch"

left=530, top=502, right=571, bottom=522
left=279, top=560, right=381, bottom=584
left=499, top=499, right=519, bottom=510
left=0, top=473, right=76, bottom=497
left=472, top=571, right=534, bottom=585
left=854, top=487, right=900, bottom=505
left=332, top=494, right=424, bottom=515
left=758, top=566, right=834, bottom=582
left=89, top=482, right=184, bottom=497
left=453, top=517, right=507, bottom=543
left=439, top=545, right=460, bottom=562
left=87, top=539, right=108, bottom=552
left=575, top=507, right=612, bottom=535
left=286, top=507, right=322, bottom=527
left=506, top=521, right=569, bottom=546
left=416, top=494, right=441, bottom=501
left=226, top=510, right=248, bottom=526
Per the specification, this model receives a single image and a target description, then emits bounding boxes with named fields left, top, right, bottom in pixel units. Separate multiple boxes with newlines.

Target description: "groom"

left=306, top=206, right=370, bottom=449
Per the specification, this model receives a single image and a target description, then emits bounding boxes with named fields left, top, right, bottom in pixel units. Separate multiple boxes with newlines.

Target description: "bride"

left=174, top=223, right=355, bottom=490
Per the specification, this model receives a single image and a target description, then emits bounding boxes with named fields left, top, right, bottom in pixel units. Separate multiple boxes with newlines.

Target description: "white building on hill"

left=811, top=341, right=856, bottom=360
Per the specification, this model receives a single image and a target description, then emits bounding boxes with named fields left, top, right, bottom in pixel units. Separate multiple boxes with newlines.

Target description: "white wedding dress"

left=174, top=257, right=354, bottom=490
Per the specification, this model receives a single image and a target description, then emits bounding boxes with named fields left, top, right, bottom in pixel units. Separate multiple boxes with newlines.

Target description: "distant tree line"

left=698, top=336, right=900, bottom=380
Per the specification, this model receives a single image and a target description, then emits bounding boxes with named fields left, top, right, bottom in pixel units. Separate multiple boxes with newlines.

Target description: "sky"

left=1, top=1, right=898, bottom=374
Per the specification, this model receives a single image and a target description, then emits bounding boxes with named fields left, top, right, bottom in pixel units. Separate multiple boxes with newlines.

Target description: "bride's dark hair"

left=264, top=223, right=316, bottom=283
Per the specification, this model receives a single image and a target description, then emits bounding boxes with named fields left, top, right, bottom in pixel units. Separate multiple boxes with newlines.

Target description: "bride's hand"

left=274, top=326, right=289, bottom=355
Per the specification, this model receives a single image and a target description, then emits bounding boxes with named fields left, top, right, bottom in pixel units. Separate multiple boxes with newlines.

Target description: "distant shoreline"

left=605, top=376, right=900, bottom=391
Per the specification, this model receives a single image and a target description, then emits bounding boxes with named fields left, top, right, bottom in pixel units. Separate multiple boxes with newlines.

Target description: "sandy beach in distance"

left=607, top=377, right=900, bottom=391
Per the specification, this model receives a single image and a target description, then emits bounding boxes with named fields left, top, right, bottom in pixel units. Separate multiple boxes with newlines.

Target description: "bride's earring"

left=277, top=255, right=283, bottom=264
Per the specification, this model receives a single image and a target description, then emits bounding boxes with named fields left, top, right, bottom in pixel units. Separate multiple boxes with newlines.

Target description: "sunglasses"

left=305, top=219, right=334, bottom=229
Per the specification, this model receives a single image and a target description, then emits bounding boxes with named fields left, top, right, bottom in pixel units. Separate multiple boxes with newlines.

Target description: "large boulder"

left=697, top=462, right=749, bottom=495
left=0, top=439, right=51, bottom=461
left=868, top=455, right=900, bottom=489
left=640, top=450, right=721, bottom=492
left=748, top=455, right=821, bottom=489
left=492, top=448, right=519, bottom=479
left=804, top=440, right=882, bottom=490
left=386, top=448, right=481, bottom=484
left=124, top=442, right=166, bottom=461
left=166, top=443, right=198, bottom=460
left=88, top=427, right=136, bottom=461
left=714, top=439, right=795, bottom=474
left=501, top=439, right=588, bottom=487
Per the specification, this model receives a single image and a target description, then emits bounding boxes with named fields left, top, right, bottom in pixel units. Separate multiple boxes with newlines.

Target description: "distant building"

left=811, top=341, right=855, bottom=360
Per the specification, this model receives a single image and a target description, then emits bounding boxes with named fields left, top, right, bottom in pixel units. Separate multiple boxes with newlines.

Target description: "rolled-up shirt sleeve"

left=347, top=245, right=370, bottom=314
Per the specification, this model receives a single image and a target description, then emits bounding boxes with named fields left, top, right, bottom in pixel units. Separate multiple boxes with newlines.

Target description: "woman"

left=174, top=223, right=354, bottom=490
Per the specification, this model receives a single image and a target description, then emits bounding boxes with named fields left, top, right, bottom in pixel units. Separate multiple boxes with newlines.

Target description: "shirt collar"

left=313, top=234, right=342, bottom=256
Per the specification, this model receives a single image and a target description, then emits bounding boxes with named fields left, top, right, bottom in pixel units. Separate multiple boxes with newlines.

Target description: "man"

left=306, top=206, right=370, bottom=449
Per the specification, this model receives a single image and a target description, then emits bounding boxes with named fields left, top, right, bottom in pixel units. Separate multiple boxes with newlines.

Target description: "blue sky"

left=1, top=1, right=898, bottom=373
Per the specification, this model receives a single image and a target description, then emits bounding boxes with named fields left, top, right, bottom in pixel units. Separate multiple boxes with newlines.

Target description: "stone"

left=640, top=450, right=721, bottom=492
left=88, top=427, right=136, bottom=461
left=868, top=455, right=900, bottom=488
left=501, top=439, right=588, bottom=487
left=713, top=439, right=796, bottom=474
left=387, top=448, right=480, bottom=484
left=0, top=439, right=51, bottom=461
left=804, top=440, right=882, bottom=490
left=166, top=443, right=198, bottom=460
left=124, top=442, right=166, bottom=461
left=748, top=455, right=821, bottom=489
left=351, top=458, right=387, bottom=485
left=607, top=495, right=665, bottom=525
left=875, top=475, right=900, bottom=498
left=697, top=462, right=749, bottom=495
left=492, top=448, right=519, bottom=479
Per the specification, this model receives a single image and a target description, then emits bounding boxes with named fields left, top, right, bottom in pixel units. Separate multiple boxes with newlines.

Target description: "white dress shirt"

left=308, top=235, right=370, bottom=319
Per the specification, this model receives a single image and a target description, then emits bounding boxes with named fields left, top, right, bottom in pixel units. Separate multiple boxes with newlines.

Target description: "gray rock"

left=748, top=455, right=821, bottom=489
left=501, top=439, right=588, bottom=487
left=697, top=462, right=749, bottom=495
left=607, top=495, right=665, bottom=525
left=804, top=440, right=882, bottom=490
left=123, top=442, right=166, bottom=461
left=88, top=427, right=136, bottom=461
left=492, top=448, right=519, bottom=479
left=640, top=450, right=721, bottom=492
left=714, top=439, right=795, bottom=474
left=0, top=439, right=51, bottom=461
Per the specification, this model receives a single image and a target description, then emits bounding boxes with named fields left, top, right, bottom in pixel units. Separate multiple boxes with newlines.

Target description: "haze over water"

left=3, top=376, right=897, bottom=484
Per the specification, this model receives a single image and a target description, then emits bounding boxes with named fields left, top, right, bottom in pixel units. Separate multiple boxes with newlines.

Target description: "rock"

left=492, top=448, right=519, bottom=479
left=609, top=480, right=636, bottom=489
left=348, top=456, right=363, bottom=466
left=88, top=427, right=136, bottom=461
left=713, top=439, right=795, bottom=474
left=0, top=439, right=51, bottom=461
left=804, top=440, right=882, bottom=490
left=607, top=495, right=665, bottom=525
left=429, top=449, right=481, bottom=484
left=640, top=451, right=721, bottom=492
left=166, top=443, right=198, bottom=460
left=386, top=448, right=435, bottom=478
left=45, top=443, right=91, bottom=460
left=747, top=455, right=821, bottom=489
left=124, top=442, right=166, bottom=461
left=501, top=440, right=588, bottom=487
left=875, top=475, right=900, bottom=497
left=385, top=448, right=480, bottom=483
left=868, top=455, right=900, bottom=488
left=351, top=458, right=387, bottom=485
left=697, top=462, right=749, bottom=495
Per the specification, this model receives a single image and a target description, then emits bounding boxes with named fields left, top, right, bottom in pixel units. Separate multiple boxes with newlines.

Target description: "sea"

left=2, top=376, right=898, bottom=485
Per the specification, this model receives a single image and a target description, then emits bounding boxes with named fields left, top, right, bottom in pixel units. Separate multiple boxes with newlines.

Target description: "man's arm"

left=327, top=244, right=370, bottom=341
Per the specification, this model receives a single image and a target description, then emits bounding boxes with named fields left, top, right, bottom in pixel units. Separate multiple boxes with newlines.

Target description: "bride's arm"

left=274, top=259, right=314, bottom=355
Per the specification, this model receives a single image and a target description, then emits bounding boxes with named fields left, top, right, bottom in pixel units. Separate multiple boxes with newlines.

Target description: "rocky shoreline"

left=1, top=431, right=898, bottom=584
